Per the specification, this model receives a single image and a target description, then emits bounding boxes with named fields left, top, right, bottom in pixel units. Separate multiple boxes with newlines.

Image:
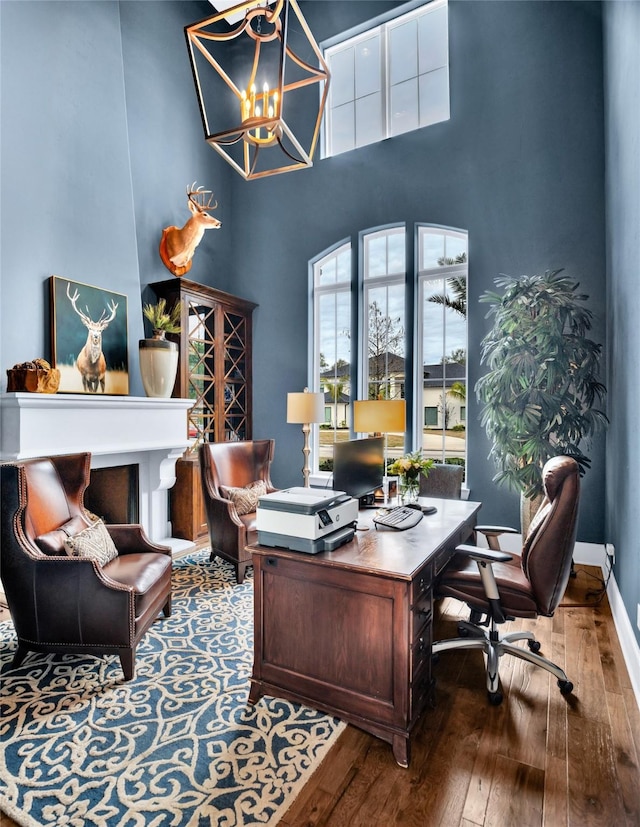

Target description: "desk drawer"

left=433, top=521, right=476, bottom=575
left=410, top=645, right=433, bottom=719
left=411, top=561, right=432, bottom=604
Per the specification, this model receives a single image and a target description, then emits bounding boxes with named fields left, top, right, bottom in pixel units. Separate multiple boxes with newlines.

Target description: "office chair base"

left=432, top=627, right=573, bottom=705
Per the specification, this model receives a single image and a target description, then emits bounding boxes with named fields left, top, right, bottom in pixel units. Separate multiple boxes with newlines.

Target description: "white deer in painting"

left=159, top=183, right=221, bottom=277
left=66, top=283, right=118, bottom=393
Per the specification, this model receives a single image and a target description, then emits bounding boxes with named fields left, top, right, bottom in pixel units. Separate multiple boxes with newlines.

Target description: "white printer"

left=256, top=487, right=358, bottom=554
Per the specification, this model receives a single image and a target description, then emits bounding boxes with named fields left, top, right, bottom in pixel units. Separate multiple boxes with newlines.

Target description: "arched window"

left=311, top=225, right=467, bottom=479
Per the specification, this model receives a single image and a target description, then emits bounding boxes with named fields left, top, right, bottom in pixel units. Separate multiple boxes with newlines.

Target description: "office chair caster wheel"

left=527, top=640, right=541, bottom=653
left=558, top=679, right=574, bottom=695
left=488, top=691, right=503, bottom=706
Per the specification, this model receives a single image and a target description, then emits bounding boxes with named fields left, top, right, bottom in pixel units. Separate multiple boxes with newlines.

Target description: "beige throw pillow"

left=63, top=518, right=118, bottom=566
left=220, top=479, right=267, bottom=516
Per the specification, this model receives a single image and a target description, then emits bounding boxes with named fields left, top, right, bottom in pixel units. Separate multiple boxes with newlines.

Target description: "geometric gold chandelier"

left=185, top=0, right=330, bottom=181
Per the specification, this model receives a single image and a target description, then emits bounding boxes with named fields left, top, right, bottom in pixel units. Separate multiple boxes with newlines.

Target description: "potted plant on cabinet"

left=139, top=298, right=181, bottom=398
left=475, top=269, right=607, bottom=533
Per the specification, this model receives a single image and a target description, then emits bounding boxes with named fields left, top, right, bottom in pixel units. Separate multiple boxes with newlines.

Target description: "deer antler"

left=187, top=181, right=218, bottom=214
left=95, top=299, right=119, bottom=330
left=66, top=282, right=93, bottom=327
left=67, top=282, right=117, bottom=330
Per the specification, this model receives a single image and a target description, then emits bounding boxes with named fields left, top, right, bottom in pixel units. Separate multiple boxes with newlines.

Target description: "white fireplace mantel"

left=1, top=393, right=195, bottom=553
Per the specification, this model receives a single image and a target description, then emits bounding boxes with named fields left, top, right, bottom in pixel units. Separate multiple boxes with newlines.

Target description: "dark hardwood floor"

left=1, top=564, right=638, bottom=827
left=279, top=565, right=640, bottom=827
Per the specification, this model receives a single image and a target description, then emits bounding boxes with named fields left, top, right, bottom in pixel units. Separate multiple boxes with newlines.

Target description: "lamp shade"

left=287, top=390, right=325, bottom=424
left=354, top=399, right=405, bottom=434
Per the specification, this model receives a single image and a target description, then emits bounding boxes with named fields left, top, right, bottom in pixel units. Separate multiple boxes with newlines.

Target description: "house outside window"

left=323, top=0, right=449, bottom=157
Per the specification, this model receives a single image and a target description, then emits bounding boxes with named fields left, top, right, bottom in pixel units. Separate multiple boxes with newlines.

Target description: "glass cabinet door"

left=186, top=301, right=217, bottom=450
left=222, top=309, right=249, bottom=442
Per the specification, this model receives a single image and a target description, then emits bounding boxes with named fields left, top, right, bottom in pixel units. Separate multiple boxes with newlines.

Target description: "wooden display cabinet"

left=150, top=278, right=257, bottom=541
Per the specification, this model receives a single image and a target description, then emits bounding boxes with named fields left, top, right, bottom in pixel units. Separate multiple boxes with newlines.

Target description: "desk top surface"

left=250, top=496, right=482, bottom=580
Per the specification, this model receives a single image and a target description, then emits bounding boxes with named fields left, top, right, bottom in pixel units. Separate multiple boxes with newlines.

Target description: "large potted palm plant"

left=475, top=269, right=607, bottom=532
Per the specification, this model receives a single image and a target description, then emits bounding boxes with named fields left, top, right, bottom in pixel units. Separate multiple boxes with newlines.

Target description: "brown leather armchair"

left=433, top=456, right=580, bottom=705
left=199, top=439, right=276, bottom=583
left=0, top=452, right=172, bottom=681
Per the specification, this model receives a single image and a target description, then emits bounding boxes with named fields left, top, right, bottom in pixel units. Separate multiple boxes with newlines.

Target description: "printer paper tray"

left=257, top=525, right=355, bottom=554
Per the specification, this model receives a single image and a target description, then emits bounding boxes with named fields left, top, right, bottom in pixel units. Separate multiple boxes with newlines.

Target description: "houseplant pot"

left=139, top=299, right=181, bottom=398
left=475, top=269, right=607, bottom=533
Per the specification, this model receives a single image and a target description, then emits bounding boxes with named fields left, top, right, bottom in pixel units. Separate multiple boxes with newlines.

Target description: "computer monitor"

left=333, top=436, right=384, bottom=506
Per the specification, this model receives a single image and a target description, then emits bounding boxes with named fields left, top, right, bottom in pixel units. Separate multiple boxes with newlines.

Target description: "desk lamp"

left=353, top=399, right=406, bottom=505
left=287, top=388, right=325, bottom=487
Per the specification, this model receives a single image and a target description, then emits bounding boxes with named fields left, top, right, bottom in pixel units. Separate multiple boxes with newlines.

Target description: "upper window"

left=324, top=0, right=449, bottom=157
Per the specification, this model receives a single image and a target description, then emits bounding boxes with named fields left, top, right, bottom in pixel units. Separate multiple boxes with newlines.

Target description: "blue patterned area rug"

left=0, top=550, right=345, bottom=826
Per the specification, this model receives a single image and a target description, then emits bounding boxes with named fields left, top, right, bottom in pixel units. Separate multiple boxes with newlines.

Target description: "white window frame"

left=323, top=0, right=449, bottom=158
left=310, top=224, right=467, bottom=479
left=311, top=241, right=352, bottom=472
left=415, top=224, right=468, bottom=462
left=360, top=225, right=406, bottom=404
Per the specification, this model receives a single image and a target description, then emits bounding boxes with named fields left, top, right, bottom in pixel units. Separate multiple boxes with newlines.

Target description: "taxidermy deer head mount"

left=159, top=182, right=221, bottom=277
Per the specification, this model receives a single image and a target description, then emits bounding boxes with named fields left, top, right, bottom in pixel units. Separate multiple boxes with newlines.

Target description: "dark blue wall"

left=603, top=1, right=640, bottom=646
left=119, top=1, right=235, bottom=296
left=233, top=1, right=608, bottom=543
left=0, top=1, right=609, bottom=548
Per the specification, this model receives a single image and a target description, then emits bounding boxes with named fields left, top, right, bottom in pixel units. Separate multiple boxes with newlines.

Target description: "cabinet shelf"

left=150, top=278, right=256, bottom=541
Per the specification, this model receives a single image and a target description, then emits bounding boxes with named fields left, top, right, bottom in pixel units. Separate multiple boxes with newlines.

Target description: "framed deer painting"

left=50, top=276, right=129, bottom=395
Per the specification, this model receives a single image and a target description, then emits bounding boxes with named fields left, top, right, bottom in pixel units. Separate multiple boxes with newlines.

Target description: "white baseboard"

left=606, top=569, right=640, bottom=712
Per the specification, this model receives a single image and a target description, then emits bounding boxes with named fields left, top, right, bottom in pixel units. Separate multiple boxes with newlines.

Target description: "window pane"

left=419, top=6, right=448, bottom=74
left=355, top=92, right=383, bottom=148
left=445, top=233, right=467, bottom=262
left=421, top=231, right=445, bottom=268
left=390, top=77, right=419, bottom=137
left=355, top=35, right=381, bottom=98
left=367, top=283, right=405, bottom=401
left=317, top=286, right=351, bottom=471
left=366, top=235, right=387, bottom=278
left=420, top=269, right=467, bottom=466
left=337, top=247, right=351, bottom=282
left=317, top=257, right=336, bottom=286
left=331, top=101, right=355, bottom=156
left=422, top=276, right=445, bottom=364
left=388, top=231, right=405, bottom=274
left=330, top=47, right=354, bottom=107
left=323, top=1, right=449, bottom=157
left=389, top=19, right=417, bottom=86
left=419, top=67, right=450, bottom=127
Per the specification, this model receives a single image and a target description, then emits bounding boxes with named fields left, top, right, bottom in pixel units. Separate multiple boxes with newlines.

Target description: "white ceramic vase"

left=139, top=333, right=178, bottom=398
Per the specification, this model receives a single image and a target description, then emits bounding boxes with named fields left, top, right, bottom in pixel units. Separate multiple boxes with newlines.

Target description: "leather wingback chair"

left=0, top=453, right=172, bottom=681
left=433, top=456, right=580, bottom=705
left=419, top=463, right=463, bottom=499
left=199, top=439, right=276, bottom=583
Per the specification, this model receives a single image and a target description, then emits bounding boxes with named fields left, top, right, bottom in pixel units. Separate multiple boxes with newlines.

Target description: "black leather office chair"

left=419, top=463, right=463, bottom=499
left=433, top=456, right=580, bottom=705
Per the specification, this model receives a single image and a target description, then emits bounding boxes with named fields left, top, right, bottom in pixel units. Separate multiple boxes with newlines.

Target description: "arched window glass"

left=311, top=225, right=467, bottom=480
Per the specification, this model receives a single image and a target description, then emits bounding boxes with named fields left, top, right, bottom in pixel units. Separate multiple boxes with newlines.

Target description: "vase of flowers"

left=388, top=451, right=434, bottom=505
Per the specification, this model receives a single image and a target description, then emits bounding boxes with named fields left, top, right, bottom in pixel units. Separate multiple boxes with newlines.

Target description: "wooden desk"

left=248, top=497, right=481, bottom=767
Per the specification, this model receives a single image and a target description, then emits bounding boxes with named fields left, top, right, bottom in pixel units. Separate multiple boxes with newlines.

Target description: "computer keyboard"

left=373, top=505, right=424, bottom=531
